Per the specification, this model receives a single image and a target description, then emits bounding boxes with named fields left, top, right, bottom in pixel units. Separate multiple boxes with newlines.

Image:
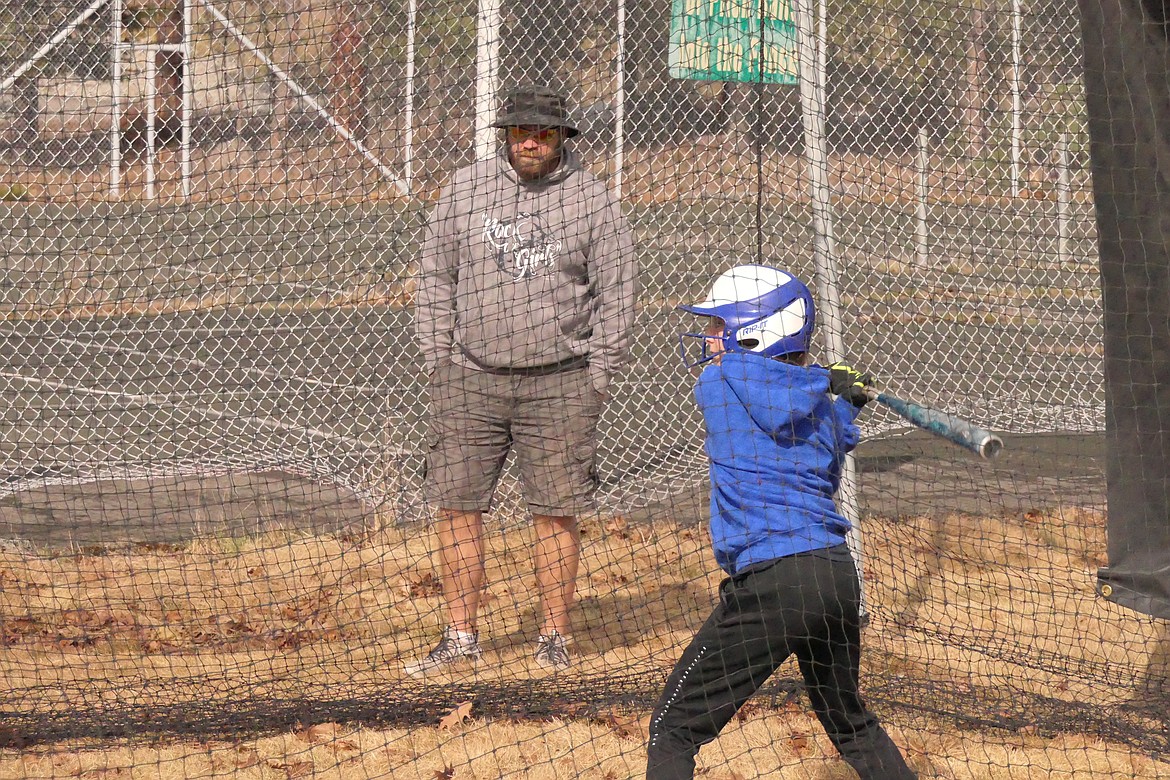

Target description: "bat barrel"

left=978, top=433, right=1005, bottom=460
left=873, top=392, right=1004, bottom=460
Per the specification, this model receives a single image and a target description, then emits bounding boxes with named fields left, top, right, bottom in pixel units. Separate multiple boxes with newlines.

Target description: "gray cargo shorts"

left=424, top=362, right=604, bottom=516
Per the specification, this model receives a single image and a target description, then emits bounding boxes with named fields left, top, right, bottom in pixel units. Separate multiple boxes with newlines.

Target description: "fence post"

left=1010, top=0, right=1022, bottom=198
left=794, top=0, right=865, bottom=616
left=110, top=0, right=124, bottom=197
left=147, top=53, right=157, bottom=199
left=917, top=127, right=930, bottom=269
left=404, top=0, right=417, bottom=192
left=613, top=0, right=626, bottom=201
left=1058, top=131, right=1071, bottom=267
left=181, top=0, right=193, bottom=198
left=473, top=0, right=502, bottom=162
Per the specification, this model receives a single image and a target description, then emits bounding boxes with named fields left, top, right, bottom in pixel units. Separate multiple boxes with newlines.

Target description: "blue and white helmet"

left=678, top=264, right=816, bottom=367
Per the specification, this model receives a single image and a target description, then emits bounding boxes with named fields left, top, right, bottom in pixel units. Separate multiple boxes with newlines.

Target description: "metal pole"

left=110, top=0, right=124, bottom=197
left=405, top=0, right=417, bottom=191
left=795, top=0, right=865, bottom=614
left=917, top=127, right=929, bottom=268
left=181, top=0, right=193, bottom=198
left=795, top=0, right=842, bottom=358
left=613, top=0, right=626, bottom=200
left=147, top=46, right=158, bottom=200
left=818, top=0, right=827, bottom=78
left=1011, top=0, right=1022, bottom=198
left=473, top=0, right=502, bottom=162
left=1058, top=131, right=1071, bottom=266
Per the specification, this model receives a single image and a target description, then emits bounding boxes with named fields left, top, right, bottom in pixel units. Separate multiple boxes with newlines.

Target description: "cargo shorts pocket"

left=421, top=431, right=441, bottom=482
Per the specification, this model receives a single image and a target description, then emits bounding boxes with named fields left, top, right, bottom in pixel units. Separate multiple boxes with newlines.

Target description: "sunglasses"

left=507, top=126, right=560, bottom=142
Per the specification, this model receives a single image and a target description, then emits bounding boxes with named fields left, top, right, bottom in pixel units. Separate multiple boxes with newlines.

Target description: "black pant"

left=646, top=545, right=916, bottom=779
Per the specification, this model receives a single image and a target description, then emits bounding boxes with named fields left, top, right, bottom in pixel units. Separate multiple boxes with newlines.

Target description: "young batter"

left=646, top=264, right=917, bottom=779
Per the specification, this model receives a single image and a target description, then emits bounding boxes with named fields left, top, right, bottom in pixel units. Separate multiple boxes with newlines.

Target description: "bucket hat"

left=491, top=85, right=579, bottom=138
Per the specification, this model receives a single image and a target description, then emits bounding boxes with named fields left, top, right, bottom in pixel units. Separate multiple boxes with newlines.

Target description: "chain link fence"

left=1, top=1, right=1156, bottom=778
left=0, top=0, right=1101, bottom=516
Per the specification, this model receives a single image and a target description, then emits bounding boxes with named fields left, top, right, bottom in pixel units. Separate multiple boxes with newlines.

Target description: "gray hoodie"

left=416, top=149, right=638, bottom=396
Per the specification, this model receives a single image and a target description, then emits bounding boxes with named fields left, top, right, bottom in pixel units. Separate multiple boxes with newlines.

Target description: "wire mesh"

left=0, top=1, right=1164, bottom=779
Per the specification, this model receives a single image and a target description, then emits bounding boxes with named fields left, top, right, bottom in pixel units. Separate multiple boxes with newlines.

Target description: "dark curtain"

left=1080, top=0, right=1170, bottom=618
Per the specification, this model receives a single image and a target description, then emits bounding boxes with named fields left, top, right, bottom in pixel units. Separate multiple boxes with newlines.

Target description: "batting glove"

left=827, top=363, right=874, bottom=408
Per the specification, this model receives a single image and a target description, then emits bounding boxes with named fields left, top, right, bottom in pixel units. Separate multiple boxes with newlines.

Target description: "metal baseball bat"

left=867, top=389, right=1004, bottom=459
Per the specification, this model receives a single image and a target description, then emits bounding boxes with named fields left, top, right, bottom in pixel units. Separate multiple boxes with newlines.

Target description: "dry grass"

left=0, top=509, right=1167, bottom=779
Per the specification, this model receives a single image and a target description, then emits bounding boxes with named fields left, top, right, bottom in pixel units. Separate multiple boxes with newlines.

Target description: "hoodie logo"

left=482, top=212, right=564, bottom=281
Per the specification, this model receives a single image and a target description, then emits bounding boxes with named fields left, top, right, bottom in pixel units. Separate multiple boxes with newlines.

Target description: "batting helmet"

left=678, top=264, right=816, bottom=367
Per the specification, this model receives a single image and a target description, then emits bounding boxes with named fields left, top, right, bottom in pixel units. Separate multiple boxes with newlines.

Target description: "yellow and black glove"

left=827, top=363, right=875, bottom=408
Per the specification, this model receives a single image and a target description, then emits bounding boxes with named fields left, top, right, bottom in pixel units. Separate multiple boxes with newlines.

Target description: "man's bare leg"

left=438, top=508, right=485, bottom=633
left=532, top=513, right=580, bottom=637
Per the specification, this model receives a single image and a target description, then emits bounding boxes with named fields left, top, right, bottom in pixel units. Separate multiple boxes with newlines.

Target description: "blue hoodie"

left=694, top=352, right=862, bottom=575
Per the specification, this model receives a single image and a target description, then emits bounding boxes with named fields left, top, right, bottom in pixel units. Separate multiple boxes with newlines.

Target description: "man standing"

left=408, top=85, right=638, bottom=676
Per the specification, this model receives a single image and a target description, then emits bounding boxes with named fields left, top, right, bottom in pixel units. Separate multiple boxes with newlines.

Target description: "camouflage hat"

left=491, top=85, right=579, bottom=138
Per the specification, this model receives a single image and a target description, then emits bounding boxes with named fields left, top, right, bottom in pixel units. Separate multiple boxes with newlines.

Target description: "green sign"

left=669, top=0, right=799, bottom=84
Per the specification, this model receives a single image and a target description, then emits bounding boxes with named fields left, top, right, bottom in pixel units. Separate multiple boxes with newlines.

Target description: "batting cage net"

left=0, top=0, right=1167, bottom=777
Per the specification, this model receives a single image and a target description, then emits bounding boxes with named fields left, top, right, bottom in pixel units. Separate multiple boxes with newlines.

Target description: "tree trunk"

left=963, top=3, right=990, bottom=159
left=720, top=82, right=755, bottom=153
left=331, top=1, right=367, bottom=141
left=270, top=0, right=302, bottom=150
left=9, top=0, right=45, bottom=157
left=11, top=75, right=39, bottom=155
left=156, top=1, right=185, bottom=147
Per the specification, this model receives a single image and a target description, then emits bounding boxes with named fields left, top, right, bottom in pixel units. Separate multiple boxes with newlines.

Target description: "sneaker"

left=403, top=627, right=482, bottom=677
left=532, top=631, right=571, bottom=670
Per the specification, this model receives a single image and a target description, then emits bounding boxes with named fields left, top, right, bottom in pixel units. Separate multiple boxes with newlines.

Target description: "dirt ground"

left=0, top=438, right=1165, bottom=779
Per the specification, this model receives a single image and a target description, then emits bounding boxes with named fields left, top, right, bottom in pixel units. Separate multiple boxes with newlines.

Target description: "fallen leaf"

left=283, top=761, right=313, bottom=778
left=779, top=697, right=804, bottom=716
left=735, top=700, right=764, bottom=723
left=298, top=722, right=343, bottom=744
left=233, top=749, right=261, bottom=768
left=433, top=765, right=456, bottom=779
left=603, top=707, right=650, bottom=741
left=411, top=572, right=442, bottom=597
left=267, top=760, right=313, bottom=778
left=438, top=701, right=474, bottom=731
left=0, top=726, right=30, bottom=749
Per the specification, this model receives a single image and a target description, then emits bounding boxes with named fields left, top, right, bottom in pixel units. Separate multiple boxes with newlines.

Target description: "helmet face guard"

left=677, top=327, right=722, bottom=369
left=677, top=266, right=816, bottom=368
